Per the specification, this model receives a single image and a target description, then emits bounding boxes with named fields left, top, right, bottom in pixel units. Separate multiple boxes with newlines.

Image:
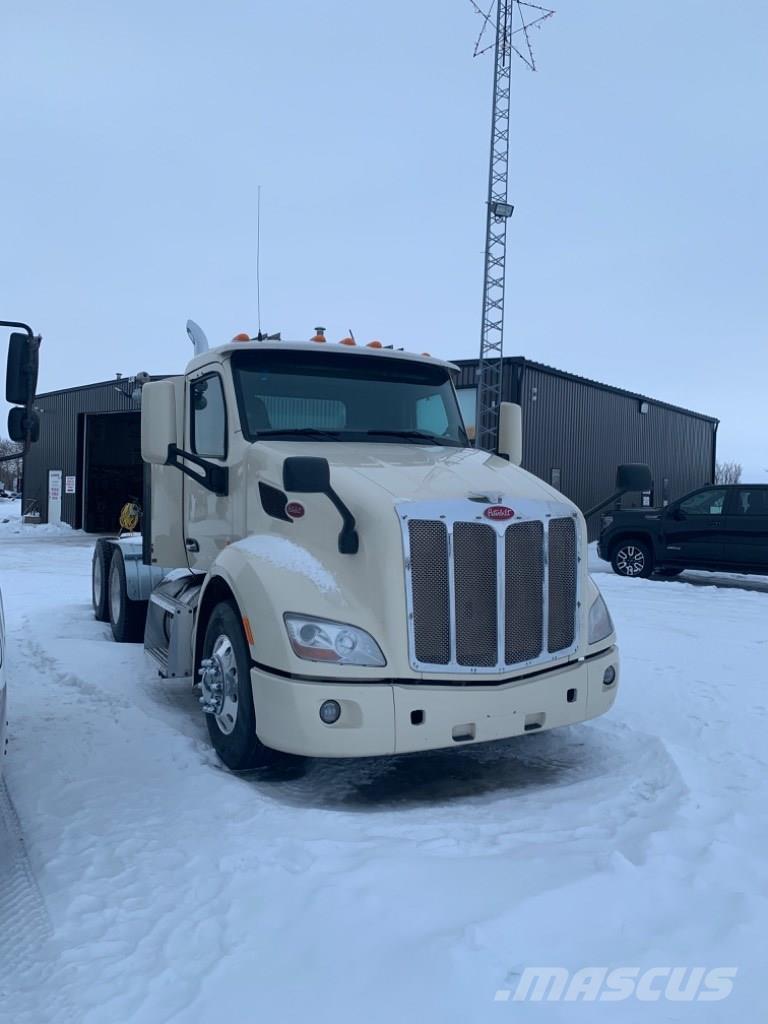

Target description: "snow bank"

left=0, top=500, right=74, bottom=537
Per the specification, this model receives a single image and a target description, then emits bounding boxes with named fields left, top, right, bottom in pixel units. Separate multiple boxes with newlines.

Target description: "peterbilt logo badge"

left=484, top=505, right=514, bottom=521
left=286, top=502, right=305, bottom=519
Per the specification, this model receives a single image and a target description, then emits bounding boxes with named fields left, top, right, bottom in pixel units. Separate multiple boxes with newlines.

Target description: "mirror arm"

left=325, top=489, right=359, bottom=554
left=166, top=444, right=229, bottom=496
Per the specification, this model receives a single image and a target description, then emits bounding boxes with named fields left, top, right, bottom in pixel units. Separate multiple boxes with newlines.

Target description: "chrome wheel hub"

left=199, top=635, right=239, bottom=735
left=616, top=545, right=645, bottom=576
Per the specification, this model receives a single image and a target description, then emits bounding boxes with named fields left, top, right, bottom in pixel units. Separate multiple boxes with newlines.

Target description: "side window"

left=733, top=489, right=768, bottom=516
left=416, top=394, right=449, bottom=435
left=679, top=488, right=727, bottom=516
left=191, top=375, right=227, bottom=459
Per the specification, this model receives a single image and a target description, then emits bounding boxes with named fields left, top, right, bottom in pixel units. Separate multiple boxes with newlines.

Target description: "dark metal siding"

left=23, top=381, right=141, bottom=526
left=454, top=357, right=717, bottom=539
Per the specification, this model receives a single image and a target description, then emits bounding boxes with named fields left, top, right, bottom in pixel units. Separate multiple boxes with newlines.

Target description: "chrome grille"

left=505, top=520, right=544, bottom=663
left=548, top=516, right=577, bottom=653
left=408, top=520, right=451, bottom=664
left=403, top=501, right=580, bottom=673
left=453, top=523, right=498, bottom=667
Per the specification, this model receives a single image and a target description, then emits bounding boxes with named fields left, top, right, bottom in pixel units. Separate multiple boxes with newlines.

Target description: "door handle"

left=185, top=538, right=200, bottom=552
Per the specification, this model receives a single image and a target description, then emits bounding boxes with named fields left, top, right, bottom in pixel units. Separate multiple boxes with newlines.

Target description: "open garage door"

left=82, top=412, right=143, bottom=533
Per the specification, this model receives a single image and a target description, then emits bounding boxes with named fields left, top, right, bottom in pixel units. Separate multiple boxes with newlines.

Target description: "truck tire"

left=200, top=601, right=282, bottom=771
left=108, top=550, right=148, bottom=643
left=611, top=539, right=653, bottom=578
left=92, top=540, right=112, bottom=622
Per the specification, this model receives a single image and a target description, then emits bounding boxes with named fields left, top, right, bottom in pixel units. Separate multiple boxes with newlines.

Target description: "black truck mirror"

left=283, top=456, right=332, bottom=493
left=5, top=331, right=39, bottom=406
left=615, top=463, right=653, bottom=493
left=8, top=407, right=40, bottom=444
left=283, top=456, right=359, bottom=554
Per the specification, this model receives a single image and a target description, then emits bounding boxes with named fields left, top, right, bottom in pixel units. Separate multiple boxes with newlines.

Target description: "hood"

left=253, top=441, right=569, bottom=508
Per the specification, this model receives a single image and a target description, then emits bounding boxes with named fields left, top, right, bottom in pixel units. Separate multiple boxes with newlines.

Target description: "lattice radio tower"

left=470, top=0, right=554, bottom=450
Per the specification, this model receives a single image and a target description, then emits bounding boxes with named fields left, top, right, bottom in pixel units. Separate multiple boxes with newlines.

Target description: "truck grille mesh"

left=406, top=511, right=578, bottom=671
left=453, top=523, right=498, bottom=667
left=505, top=520, right=544, bottom=663
left=547, top=517, right=577, bottom=653
left=407, top=520, right=451, bottom=664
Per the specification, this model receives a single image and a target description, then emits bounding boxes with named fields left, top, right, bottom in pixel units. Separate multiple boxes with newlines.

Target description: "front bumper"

left=251, top=647, right=619, bottom=758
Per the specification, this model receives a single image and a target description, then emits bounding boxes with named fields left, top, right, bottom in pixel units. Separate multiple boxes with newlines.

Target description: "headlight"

left=588, top=591, right=614, bottom=644
left=284, top=614, right=386, bottom=667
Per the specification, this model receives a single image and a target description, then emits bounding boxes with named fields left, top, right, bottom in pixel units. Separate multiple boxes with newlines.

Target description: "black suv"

left=598, top=484, right=768, bottom=578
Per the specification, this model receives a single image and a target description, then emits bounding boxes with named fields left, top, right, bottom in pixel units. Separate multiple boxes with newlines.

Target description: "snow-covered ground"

left=0, top=518, right=766, bottom=1023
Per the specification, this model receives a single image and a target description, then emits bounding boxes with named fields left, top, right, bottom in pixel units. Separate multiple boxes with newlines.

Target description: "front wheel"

left=199, top=601, right=282, bottom=770
left=611, top=540, right=653, bottom=578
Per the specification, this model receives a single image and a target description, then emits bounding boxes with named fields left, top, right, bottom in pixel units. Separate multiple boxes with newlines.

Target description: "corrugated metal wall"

left=23, top=380, right=141, bottom=526
left=454, top=358, right=717, bottom=537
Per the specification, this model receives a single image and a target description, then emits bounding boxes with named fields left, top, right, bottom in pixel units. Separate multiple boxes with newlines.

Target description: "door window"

left=191, top=374, right=227, bottom=459
left=733, top=489, right=768, bottom=516
left=678, top=488, right=727, bottom=516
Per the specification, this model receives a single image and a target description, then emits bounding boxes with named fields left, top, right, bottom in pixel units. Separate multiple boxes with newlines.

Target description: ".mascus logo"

left=484, top=505, right=514, bottom=521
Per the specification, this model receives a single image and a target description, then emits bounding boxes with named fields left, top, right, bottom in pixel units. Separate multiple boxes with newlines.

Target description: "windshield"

left=231, top=350, right=469, bottom=447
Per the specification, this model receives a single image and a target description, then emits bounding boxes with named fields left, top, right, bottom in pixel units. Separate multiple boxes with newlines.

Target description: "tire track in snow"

left=0, top=781, right=76, bottom=1024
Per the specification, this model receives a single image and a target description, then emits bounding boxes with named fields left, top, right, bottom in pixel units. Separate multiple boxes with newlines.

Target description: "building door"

left=660, top=487, right=727, bottom=565
left=82, top=412, right=143, bottom=533
left=720, top=487, right=768, bottom=569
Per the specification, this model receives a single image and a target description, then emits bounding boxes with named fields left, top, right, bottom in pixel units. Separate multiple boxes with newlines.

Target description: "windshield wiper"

left=256, top=427, right=344, bottom=441
left=364, top=430, right=456, bottom=446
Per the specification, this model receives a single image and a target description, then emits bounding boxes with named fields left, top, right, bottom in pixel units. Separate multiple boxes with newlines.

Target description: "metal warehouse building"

left=21, top=356, right=717, bottom=537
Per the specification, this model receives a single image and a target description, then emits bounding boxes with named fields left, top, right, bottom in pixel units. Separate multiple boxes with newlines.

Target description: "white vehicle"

left=2, top=320, right=43, bottom=776
left=93, top=330, right=620, bottom=770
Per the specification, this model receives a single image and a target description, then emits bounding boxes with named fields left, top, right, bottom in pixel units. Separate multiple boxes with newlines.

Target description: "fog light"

left=603, top=665, right=616, bottom=687
left=319, top=700, right=341, bottom=724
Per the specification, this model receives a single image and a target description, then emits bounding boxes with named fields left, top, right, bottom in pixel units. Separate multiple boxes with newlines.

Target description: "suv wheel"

left=611, top=540, right=653, bottom=578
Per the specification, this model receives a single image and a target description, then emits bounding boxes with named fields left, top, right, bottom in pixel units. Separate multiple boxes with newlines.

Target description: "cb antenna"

left=256, top=184, right=263, bottom=337
left=469, top=0, right=554, bottom=451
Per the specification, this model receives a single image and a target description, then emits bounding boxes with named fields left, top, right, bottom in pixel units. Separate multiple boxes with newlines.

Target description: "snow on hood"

left=233, top=535, right=339, bottom=594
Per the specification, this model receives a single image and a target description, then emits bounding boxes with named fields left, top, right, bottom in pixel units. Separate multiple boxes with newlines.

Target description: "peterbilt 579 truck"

left=92, top=330, right=620, bottom=770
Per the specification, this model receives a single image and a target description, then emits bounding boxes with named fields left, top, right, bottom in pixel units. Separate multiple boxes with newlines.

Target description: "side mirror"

left=141, top=381, right=178, bottom=464
left=283, top=456, right=359, bottom=554
left=283, top=456, right=331, bottom=493
left=615, top=463, right=652, bottom=493
left=497, top=402, right=522, bottom=466
left=670, top=507, right=684, bottom=521
left=5, top=332, right=39, bottom=406
left=8, top=407, right=40, bottom=444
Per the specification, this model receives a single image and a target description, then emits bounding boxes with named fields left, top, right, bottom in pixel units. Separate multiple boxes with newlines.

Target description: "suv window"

left=191, top=374, right=227, bottom=459
left=733, top=488, right=768, bottom=516
left=678, top=488, right=727, bottom=516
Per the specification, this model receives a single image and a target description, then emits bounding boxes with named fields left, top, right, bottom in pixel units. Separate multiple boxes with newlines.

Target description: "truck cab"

left=95, top=336, right=620, bottom=769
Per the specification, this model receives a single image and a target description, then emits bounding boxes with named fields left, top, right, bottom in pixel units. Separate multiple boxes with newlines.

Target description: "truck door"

left=719, top=487, right=768, bottom=569
left=660, top=487, right=727, bottom=566
left=184, top=370, right=233, bottom=570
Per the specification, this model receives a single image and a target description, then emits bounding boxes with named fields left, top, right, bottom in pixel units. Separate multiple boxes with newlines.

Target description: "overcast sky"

left=2, top=0, right=765, bottom=477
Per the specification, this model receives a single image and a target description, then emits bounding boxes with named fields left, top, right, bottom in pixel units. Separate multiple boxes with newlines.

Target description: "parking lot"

left=1, top=517, right=767, bottom=1023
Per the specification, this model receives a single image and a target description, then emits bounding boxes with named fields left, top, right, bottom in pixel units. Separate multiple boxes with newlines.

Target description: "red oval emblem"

left=484, top=505, right=514, bottom=521
left=286, top=502, right=305, bottom=519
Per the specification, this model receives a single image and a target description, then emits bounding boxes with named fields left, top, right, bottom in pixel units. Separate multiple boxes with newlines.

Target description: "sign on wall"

left=65, top=475, right=76, bottom=494
left=48, top=470, right=63, bottom=525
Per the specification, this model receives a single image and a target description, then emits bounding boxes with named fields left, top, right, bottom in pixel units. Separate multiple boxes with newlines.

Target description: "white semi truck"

left=93, top=331, right=621, bottom=770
